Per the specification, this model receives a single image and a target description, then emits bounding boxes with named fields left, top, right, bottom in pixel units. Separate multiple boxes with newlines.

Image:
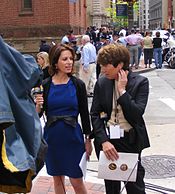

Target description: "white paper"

left=120, top=128, right=124, bottom=138
left=109, top=125, right=120, bottom=139
left=79, top=152, right=87, bottom=179
left=40, top=115, right=47, bottom=135
left=98, top=151, right=139, bottom=182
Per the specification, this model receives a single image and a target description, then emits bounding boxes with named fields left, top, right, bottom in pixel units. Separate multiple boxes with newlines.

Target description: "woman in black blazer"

left=35, top=44, right=92, bottom=194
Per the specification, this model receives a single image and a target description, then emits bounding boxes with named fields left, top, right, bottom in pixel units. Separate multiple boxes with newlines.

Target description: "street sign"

left=69, top=0, right=77, bottom=3
left=116, top=4, right=128, bottom=17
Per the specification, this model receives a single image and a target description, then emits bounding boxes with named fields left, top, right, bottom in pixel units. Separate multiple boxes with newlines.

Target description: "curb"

left=133, top=67, right=156, bottom=74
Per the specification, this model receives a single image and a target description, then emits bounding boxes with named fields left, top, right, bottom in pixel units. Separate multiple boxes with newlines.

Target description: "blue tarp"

left=0, top=36, right=44, bottom=193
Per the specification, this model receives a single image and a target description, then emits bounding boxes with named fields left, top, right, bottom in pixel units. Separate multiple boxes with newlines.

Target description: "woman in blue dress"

left=35, top=44, right=92, bottom=194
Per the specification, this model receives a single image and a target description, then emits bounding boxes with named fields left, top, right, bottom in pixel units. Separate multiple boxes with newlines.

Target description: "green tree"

left=106, top=1, right=128, bottom=28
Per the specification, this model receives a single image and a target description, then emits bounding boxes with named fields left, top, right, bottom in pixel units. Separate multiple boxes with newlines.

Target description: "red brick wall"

left=69, top=0, right=87, bottom=34
left=0, top=0, right=86, bottom=38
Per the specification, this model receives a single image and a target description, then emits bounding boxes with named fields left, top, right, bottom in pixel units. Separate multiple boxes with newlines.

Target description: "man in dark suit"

left=39, top=40, right=51, bottom=54
left=90, top=44, right=150, bottom=194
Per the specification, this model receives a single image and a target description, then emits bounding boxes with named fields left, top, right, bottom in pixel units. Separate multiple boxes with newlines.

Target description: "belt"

left=128, top=44, right=137, bottom=46
left=46, top=115, right=77, bottom=128
left=89, top=61, right=95, bottom=64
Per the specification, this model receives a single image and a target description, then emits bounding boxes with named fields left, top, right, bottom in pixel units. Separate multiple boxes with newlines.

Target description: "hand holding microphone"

left=32, top=85, right=44, bottom=111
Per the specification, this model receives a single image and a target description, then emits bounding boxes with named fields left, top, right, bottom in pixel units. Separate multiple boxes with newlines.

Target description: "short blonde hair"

left=37, top=51, right=49, bottom=68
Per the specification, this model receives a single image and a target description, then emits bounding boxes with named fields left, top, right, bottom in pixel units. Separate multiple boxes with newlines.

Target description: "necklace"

left=52, top=75, right=70, bottom=85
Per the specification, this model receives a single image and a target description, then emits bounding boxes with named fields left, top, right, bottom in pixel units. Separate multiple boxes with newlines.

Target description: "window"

left=23, top=0, right=32, bottom=9
left=19, top=0, right=33, bottom=16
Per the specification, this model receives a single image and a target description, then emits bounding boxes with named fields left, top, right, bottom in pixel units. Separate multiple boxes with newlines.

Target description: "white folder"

left=98, top=151, right=139, bottom=182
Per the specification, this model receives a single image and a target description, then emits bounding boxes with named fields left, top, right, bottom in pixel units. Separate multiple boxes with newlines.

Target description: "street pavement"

left=30, top=63, right=175, bottom=194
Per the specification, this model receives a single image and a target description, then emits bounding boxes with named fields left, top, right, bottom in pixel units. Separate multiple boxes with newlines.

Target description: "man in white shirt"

left=79, top=35, right=97, bottom=96
left=119, top=27, right=126, bottom=37
left=61, top=31, right=71, bottom=44
left=125, top=29, right=143, bottom=69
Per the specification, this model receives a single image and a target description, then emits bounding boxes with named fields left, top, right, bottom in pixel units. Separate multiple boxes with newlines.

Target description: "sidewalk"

left=30, top=176, right=105, bottom=194
left=30, top=150, right=106, bottom=194
left=132, top=59, right=155, bottom=73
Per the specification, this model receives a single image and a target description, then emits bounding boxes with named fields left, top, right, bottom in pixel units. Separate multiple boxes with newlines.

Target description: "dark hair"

left=145, top=31, right=150, bottom=36
left=113, top=31, right=119, bottom=36
left=131, top=29, right=135, bottom=33
left=69, top=29, right=73, bottom=34
left=97, top=44, right=130, bottom=70
left=41, top=39, right=46, bottom=43
left=49, top=43, right=75, bottom=76
left=156, top=31, right=160, bottom=37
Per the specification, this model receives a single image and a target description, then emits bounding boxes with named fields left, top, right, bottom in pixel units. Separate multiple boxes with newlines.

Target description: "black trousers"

left=96, top=63, right=101, bottom=79
left=144, top=48, right=153, bottom=65
left=94, top=132, right=146, bottom=194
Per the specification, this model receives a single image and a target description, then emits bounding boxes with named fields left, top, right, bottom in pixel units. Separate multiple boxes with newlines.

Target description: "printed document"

left=98, top=151, right=138, bottom=182
left=79, top=152, right=87, bottom=179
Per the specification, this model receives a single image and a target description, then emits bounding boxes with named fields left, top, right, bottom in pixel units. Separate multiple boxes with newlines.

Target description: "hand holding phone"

left=117, top=69, right=128, bottom=95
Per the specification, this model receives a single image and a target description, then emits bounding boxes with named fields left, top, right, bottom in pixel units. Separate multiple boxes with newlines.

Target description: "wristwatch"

left=120, top=90, right=126, bottom=96
left=85, top=134, right=91, bottom=141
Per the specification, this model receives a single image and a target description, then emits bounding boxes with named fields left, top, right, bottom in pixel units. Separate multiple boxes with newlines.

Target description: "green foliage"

left=105, top=1, right=129, bottom=28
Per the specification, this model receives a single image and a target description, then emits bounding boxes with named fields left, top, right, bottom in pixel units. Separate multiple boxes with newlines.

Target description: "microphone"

left=32, top=85, right=43, bottom=108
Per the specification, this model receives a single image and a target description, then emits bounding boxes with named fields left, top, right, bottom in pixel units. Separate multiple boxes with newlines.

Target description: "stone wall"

left=4, top=37, right=61, bottom=56
left=4, top=35, right=82, bottom=56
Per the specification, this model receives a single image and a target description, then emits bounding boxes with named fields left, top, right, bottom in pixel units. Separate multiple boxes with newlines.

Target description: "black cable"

left=145, top=182, right=175, bottom=193
left=87, top=168, right=98, bottom=173
left=146, top=187, right=168, bottom=194
left=120, top=161, right=139, bottom=194
left=86, top=168, right=175, bottom=193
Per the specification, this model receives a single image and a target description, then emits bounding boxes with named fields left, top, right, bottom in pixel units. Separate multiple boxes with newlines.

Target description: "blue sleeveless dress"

left=44, top=79, right=85, bottom=178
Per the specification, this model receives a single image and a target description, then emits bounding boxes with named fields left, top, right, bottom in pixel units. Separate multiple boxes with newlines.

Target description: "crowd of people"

left=56, top=26, right=171, bottom=80
left=38, top=27, right=175, bottom=84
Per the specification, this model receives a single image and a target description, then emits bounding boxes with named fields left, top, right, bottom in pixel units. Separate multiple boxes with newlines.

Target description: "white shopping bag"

left=98, top=151, right=139, bottom=182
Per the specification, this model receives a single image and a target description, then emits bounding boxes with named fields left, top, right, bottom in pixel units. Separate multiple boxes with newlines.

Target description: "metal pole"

left=128, top=1, right=134, bottom=30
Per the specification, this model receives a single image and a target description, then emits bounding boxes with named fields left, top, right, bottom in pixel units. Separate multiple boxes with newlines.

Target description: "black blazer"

left=41, top=76, right=91, bottom=135
left=90, top=72, right=150, bottom=152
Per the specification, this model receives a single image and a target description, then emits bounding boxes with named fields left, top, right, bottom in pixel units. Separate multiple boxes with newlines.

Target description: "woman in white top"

left=142, top=31, right=153, bottom=68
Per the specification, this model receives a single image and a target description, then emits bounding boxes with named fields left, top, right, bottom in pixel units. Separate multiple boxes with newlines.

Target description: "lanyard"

left=113, top=83, right=119, bottom=124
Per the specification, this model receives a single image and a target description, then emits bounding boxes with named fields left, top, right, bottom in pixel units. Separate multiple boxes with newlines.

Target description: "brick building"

left=0, top=0, right=87, bottom=38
